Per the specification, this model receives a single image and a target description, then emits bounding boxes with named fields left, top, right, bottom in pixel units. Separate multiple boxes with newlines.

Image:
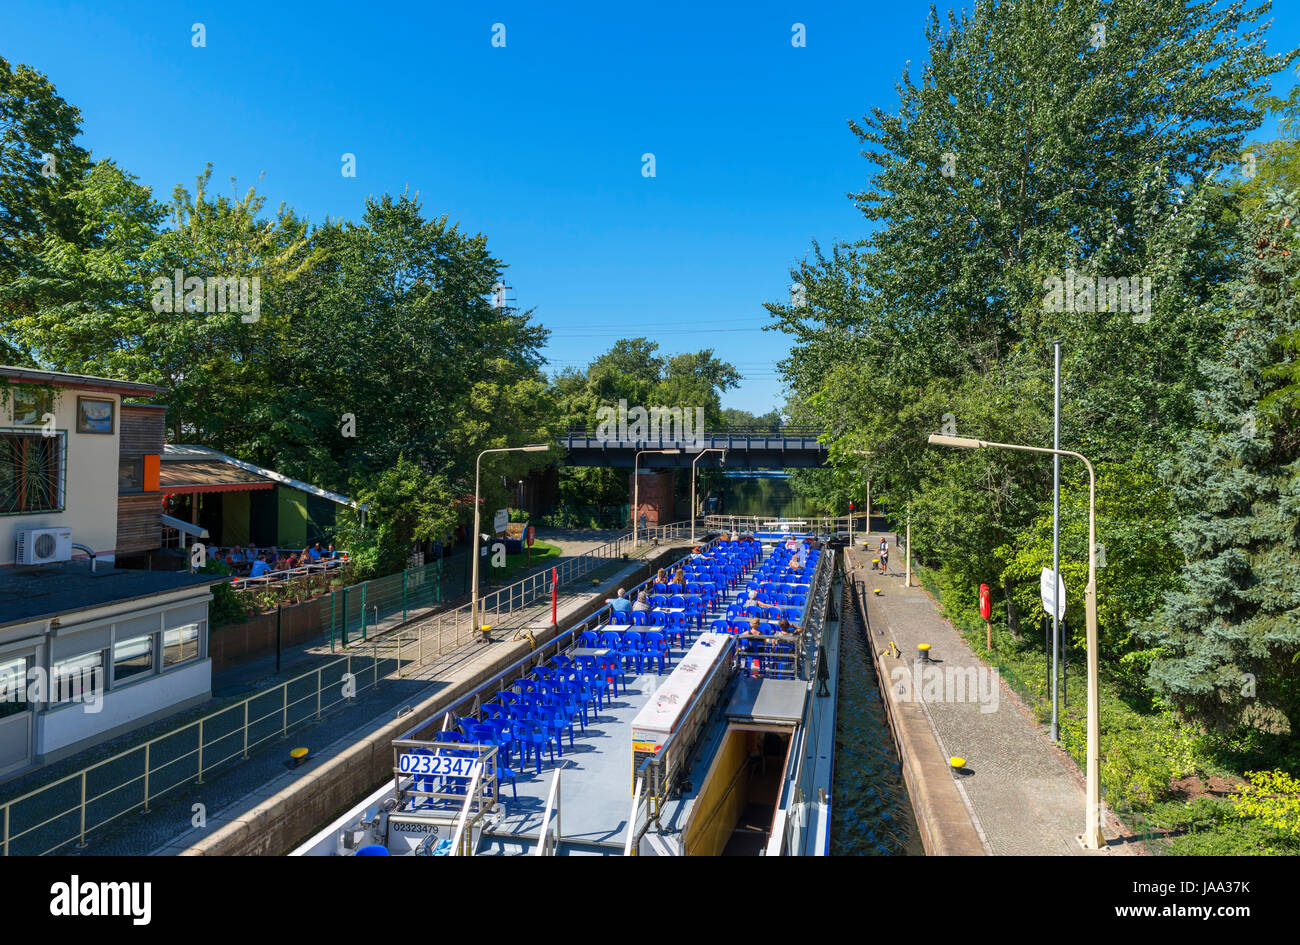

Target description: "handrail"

left=535, top=766, right=562, bottom=855
left=449, top=762, right=485, bottom=856
left=624, top=776, right=646, bottom=856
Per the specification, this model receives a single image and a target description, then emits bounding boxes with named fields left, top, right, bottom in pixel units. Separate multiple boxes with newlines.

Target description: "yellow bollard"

left=290, top=747, right=309, bottom=766
left=950, top=756, right=966, bottom=773
left=918, top=643, right=931, bottom=662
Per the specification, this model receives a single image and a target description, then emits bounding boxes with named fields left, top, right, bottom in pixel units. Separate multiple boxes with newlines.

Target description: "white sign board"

left=493, top=508, right=509, bottom=534
left=1040, top=568, right=1066, bottom=621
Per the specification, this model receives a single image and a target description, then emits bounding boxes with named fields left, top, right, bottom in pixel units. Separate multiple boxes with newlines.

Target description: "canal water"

left=831, top=595, right=924, bottom=855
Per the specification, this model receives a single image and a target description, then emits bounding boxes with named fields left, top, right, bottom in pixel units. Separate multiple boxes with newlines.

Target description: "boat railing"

left=535, top=766, right=563, bottom=855
left=639, top=633, right=736, bottom=829
left=764, top=551, right=837, bottom=852
left=624, top=775, right=648, bottom=856
left=391, top=738, right=499, bottom=815
left=449, top=763, right=487, bottom=856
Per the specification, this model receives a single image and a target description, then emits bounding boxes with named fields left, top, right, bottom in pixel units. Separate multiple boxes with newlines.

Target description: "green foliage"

left=1232, top=768, right=1300, bottom=835
left=1143, top=192, right=1300, bottom=737
left=1146, top=795, right=1300, bottom=856
left=197, top=558, right=249, bottom=628
left=997, top=462, right=1181, bottom=679
left=335, top=455, right=458, bottom=582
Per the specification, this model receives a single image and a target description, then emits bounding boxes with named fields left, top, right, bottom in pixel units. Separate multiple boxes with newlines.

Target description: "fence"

left=0, top=645, right=414, bottom=857
left=396, top=521, right=697, bottom=657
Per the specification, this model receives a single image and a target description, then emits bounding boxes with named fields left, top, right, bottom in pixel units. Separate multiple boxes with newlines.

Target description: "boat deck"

left=483, top=664, right=676, bottom=850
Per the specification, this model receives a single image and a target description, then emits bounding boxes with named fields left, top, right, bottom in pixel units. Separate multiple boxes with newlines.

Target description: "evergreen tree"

left=1145, top=191, right=1300, bottom=736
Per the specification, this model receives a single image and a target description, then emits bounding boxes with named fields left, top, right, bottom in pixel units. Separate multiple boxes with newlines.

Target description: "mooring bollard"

left=950, top=756, right=966, bottom=774
left=918, top=643, right=931, bottom=662
left=480, top=623, right=493, bottom=644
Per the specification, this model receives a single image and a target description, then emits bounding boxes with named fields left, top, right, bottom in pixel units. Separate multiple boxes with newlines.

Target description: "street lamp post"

left=471, top=444, right=549, bottom=633
left=690, top=448, right=726, bottom=544
left=927, top=433, right=1103, bottom=850
left=633, top=448, right=682, bottom=545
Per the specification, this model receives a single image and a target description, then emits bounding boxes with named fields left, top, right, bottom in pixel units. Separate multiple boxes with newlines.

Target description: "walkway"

left=851, top=535, right=1137, bottom=856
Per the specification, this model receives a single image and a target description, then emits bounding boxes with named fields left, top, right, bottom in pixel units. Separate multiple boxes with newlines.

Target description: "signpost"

left=493, top=508, right=509, bottom=535
left=1040, top=567, right=1066, bottom=621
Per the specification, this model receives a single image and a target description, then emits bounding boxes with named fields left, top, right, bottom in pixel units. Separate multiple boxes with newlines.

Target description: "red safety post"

left=979, top=583, right=992, bottom=650
left=551, top=566, right=558, bottom=626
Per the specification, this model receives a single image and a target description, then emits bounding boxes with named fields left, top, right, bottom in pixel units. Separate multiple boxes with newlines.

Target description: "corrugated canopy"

left=159, top=461, right=274, bottom=495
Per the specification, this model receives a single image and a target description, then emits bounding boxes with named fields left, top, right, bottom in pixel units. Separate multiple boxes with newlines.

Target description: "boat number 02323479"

left=398, top=754, right=481, bottom=777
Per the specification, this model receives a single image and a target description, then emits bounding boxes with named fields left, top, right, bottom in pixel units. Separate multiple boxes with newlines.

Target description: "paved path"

left=851, top=536, right=1136, bottom=856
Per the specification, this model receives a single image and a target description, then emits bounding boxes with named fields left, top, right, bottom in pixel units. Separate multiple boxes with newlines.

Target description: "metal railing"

left=396, top=521, right=695, bottom=653
left=764, top=553, right=839, bottom=856
left=703, top=514, right=861, bottom=535
left=0, top=643, right=413, bottom=857
left=449, top=763, right=487, bottom=857
left=624, top=776, right=647, bottom=856
left=535, top=767, right=563, bottom=855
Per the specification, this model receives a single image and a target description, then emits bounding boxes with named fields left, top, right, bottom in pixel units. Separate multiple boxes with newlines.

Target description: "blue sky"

left=3, top=1, right=1298, bottom=413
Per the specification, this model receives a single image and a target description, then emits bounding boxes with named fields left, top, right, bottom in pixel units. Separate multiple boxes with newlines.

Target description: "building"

left=0, top=367, right=224, bottom=777
left=158, top=444, right=360, bottom=552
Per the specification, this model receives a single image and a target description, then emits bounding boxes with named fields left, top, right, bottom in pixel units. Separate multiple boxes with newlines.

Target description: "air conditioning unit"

left=16, top=528, right=73, bottom=565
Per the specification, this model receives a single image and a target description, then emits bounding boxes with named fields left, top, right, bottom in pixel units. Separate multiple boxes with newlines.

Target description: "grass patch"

left=486, top=541, right=562, bottom=581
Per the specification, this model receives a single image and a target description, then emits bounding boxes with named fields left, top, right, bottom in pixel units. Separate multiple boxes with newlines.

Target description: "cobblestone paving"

left=849, top=540, right=1135, bottom=856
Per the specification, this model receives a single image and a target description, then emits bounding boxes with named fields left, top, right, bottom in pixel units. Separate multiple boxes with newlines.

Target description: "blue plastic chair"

left=630, top=610, right=649, bottom=626
left=600, top=629, right=623, bottom=650
left=610, top=610, right=630, bottom=626
left=580, top=629, right=599, bottom=647
left=598, top=654, right=624, bottom=697
left=643, top=631, right=669, bottom=674
left=621, top=630, right=645, bottom=673
left=711, top=618, right=730, bottom=634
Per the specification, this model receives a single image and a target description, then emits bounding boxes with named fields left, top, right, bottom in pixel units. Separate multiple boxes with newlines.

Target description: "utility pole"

left=1050, top=340, right=1062, bottom=744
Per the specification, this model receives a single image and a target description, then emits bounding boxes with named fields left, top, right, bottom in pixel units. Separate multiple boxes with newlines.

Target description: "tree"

left=1144, top=191, right=1300, bottom=737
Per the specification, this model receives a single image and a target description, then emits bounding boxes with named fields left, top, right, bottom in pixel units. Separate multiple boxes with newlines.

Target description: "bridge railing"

left=702, top=514, right=863, bottom=535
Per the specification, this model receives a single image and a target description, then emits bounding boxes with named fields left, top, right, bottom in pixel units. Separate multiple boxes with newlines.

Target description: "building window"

left=112, top=634, right=155, bottom=683
left=0, top=656, right=31, bottom=719
left=118, top=456, right=144, bottom=493
left=163, top=623, right=200, bottom=668
left=50, top=652, right=104, bottom=705
left=0, top=431, right=64, bottom=514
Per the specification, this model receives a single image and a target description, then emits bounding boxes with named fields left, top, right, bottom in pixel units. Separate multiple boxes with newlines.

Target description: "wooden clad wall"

left=118, top=402, right=165, bottom=555
left=119, top=403, right=165, bottom=454
left=117, top=493, right=163, bottom=554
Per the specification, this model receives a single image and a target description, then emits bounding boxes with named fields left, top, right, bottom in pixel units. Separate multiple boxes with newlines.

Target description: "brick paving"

left=850, top=537, right=1136, bottom=856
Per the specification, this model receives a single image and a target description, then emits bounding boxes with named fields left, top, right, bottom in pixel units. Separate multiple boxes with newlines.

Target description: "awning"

left=159, top=460, right=274, bottom=495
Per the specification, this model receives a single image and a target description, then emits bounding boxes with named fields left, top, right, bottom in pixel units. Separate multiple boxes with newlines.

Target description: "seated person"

left=608, top=588, right=633, bottom=614
left=247, top=544, right=259, bottom=562
left=744, top=616, right=763, bottom=636
left=284, top=553, right=298, bottom=569
left=230, top=544, right=244, bottom=563
left=777, top=617, right=797, bottom=636
left=631, top=590, right=652, bottom=613
left=249, top=555, right=271, bottom=578
left=671, top=568, right=688, bottom=588
left=326, top=543, right=337, bottom=559
left=309, top=543, right=323, bottom=561
left=655, top=568, right=668, bottom=585
left=689, top=545, right=705, bottom=561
